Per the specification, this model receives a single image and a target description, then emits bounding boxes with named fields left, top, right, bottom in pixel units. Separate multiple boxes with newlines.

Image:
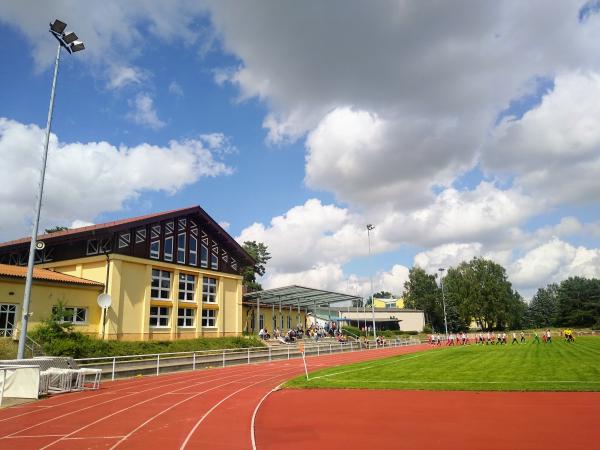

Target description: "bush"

left=0, top=339, right=17, bottom=359
left=341, top=325, right=365, bottom=337
left=422, top=325, right=432, bottom=334
left=29, top=305, right=265, bottom=358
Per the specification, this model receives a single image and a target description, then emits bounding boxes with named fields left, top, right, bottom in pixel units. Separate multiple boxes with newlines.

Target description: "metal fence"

left=74, top=337, right=423, bottom=381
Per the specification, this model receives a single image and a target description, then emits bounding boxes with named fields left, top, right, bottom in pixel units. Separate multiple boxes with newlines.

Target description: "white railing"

left=74, top=337, right=422, bottom=381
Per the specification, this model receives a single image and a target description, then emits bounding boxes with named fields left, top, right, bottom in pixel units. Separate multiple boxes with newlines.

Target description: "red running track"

left=0, top=344, right=426, bottom=449
left=256, top=389, right=600, bottom=450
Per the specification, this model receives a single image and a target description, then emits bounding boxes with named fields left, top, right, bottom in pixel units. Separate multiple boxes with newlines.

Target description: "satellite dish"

left=35, top=241, right=46, bottom=250
left=97, top=293, right=112, bottom=308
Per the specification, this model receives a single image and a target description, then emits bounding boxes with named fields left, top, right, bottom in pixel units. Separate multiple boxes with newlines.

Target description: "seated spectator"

left=258, top=328, right=265, bottom=340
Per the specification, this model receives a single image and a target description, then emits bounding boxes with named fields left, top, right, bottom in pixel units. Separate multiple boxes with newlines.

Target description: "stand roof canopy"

left=243, top=285, right=361, bottom=308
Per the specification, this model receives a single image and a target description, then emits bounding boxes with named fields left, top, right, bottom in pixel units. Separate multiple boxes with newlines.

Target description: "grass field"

left=286, top=336, right=600, bottom=391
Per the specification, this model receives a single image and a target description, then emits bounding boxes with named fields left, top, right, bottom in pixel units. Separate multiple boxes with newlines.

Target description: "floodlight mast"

left=367, top=224, right=376, bottom=341
left=438, top=268, right=449, bottom=337
left=17, top=20, right=85, bottom=359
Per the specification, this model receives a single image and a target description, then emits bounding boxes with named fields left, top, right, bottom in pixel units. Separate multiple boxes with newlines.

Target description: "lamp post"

left=367, top=224, right=376, bottom=341
left=17, top=20, right=85, bottom=359
left=438, top=268, right=449, bottom=337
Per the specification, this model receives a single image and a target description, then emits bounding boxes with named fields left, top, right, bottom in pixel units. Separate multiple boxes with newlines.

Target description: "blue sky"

left=2, top=1, right=600, bottom=299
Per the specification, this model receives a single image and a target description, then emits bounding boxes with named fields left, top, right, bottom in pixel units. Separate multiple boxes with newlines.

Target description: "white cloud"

left=237, top=199, right=360, bottom=273
left=70, top=220, right=95, bottom=229
left=0, top=117, right=233, bottom=240
left=261, top=262, right=410, bottom=300
left=127, top=93, right=165, bottom=129
left=107, top=65, right=145, bottom=90
left=168, top=81, right=184, bottom=97
left=509, top=238, right=600, bottom=291
left=305, top=107, right=477, bottom=209
left=485, top=72, right=600, bottom=205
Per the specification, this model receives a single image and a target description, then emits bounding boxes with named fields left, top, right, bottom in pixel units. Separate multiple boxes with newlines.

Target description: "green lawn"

left=286, top=337, right=600, bottom=391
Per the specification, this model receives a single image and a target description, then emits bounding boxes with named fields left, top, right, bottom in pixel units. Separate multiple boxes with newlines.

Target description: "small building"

left=373, top=297, right=405, bottom=309
left=0, top=264, right=104, bottom=337
left=327, top=307, right=425, bottom=332
left=0, top=206, right=254, bottom=340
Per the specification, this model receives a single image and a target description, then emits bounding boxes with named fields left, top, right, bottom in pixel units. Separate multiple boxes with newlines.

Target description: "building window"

left=151, top=269, right=171, bottom=300
left=164, top=236, right=174, bottom=261
left=150, top=306, right=170, bottom=327
left=189, top=236, right=198, bottom=266
left=178, top=308, right=194, bottom=327
left=165, top=221, right=174, bottom=235
left=202, top=309, right=217, bottom=327
left=200, top=244, right=209, bottom=268
left=118, top=232, right=130, bottom=249
left=272, top=316, right=277, bottom=330
left=0, top=304, right=17, bottom=337
left=178, top=274, right=195, bottom=302
left=280, top=314, right=284, bottom=330
left=287, top=315, right=292, bottom=330
left=52, top=306, right=87, bottom=324
left=259, top=314, right=264, bottom=330
left=86, top=239, right=98, bottom=255
left=135, top=228, right=146, bottom=243
left=177, top=233, right=186, bottom=263
left=211, top=253, right=218, bottom=270
left=151, top=224, right=161, bottom=239
left=150, top=240, right=160, bottom=259
left=202, top=277, right=217, bottom=303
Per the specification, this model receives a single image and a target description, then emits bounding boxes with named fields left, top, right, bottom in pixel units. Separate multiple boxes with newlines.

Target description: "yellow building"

left=0, top=206, right=254, bottom=341
left=0, top=264, right=104, bottom=337
left=373, top=297, right=405, bottom=309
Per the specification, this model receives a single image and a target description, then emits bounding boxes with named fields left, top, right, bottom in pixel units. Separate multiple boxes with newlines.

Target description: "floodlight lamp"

left=70, top=41, right=85, bottom=52
left=63, top=31, right=78, bottom=44
left=50, top=19, right=67, bottom=34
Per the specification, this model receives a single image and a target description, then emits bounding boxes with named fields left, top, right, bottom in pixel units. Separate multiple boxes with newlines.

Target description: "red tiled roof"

left=0, top=263, right=104, bottom=287
left=0, top=206, right=196, bottom=248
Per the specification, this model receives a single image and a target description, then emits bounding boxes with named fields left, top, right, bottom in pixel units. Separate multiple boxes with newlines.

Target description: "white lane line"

left=250, top=384, right=282, bottom=450
left=329, top=380, right=600, bottom=384
left=179, top=369, right=300, bottom=450
left=108, top=370, right=287, bottom=450
left=1, top=369, right=239, bottom=440
left=308, top=352, right=429, bottom=381
left=40, top=369, right=279, bottom=450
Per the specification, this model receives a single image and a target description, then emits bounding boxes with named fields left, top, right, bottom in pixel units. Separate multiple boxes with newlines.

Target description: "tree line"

left=403, top=257, right=600, bottom=332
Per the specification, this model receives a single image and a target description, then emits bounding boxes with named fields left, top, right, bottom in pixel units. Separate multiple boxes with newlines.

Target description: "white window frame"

left=200, top=244, right=209, bottom=268
left=201, top=309, right=217, bottom=328
left=151, top=269, right=171, bottom=300
left=53, top=306, right=88, bottom=325
left=150, top=306, right=170, bottom=328
left=150, top=240, right=160, bottom=260
left=189, top=235, right=198, bottom=266
left=177, top=233, right=186, bottom=264
left=202, top=277, right=217, bottom=303
left=0, top=304, right=17, bottom=337
left=211, top=253, right=218, bottom=270
left=178, top=273, right=195, bottom=302
left=164, top=236, right=174, bottom=262
left=177, top=308, right=195, bottom=328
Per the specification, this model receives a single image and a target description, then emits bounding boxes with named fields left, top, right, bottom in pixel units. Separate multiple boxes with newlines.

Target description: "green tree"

left=403, top=267, right=444, bottom=331
left=526, top=283, right=559, bottom=328
left=44, top=226, right=68, bottom=234
left=556, top=277, right=600, bottom=327
left=241, top=241, right=271, bottom=292
left=373, top=291, right=393, bottom=299
left=443, top=258, right=521, bottom=331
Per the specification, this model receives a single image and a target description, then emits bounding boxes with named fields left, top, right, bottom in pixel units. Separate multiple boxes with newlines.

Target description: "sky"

left=2, top=1, right=600, bottom=300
